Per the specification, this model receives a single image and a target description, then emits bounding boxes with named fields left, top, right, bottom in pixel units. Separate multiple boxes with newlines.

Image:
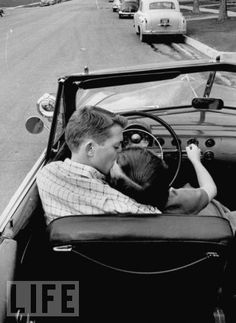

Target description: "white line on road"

left=4, top=29, right=13, bottom=71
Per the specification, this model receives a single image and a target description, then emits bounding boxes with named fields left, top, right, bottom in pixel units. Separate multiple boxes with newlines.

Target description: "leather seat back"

left=46, top=215, right=233, bottom=323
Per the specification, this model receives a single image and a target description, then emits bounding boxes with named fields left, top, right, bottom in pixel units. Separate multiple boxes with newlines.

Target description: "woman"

left=109, top=144, right=236, bottom=220
left=109, top=145, right=236, bottom=232
left=110, top=146, right=170, bottom=210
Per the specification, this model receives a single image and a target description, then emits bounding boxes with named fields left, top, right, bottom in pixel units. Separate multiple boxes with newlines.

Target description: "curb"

left=220, top=51, right=236, bottom=62
left=184, top=35, right=220, bottom=59
left=184, top=35, right=236, bottom=62
left=181, top=4, right=236, bottom=62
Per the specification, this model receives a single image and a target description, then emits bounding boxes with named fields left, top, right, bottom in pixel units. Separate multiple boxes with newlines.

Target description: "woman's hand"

left=185, top=143, right=217, bottom=201
left=186, top=144, right=201, bottom=163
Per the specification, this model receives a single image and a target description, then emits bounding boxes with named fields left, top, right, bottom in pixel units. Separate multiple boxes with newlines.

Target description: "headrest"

left=47, top=215, right=233, bottom=247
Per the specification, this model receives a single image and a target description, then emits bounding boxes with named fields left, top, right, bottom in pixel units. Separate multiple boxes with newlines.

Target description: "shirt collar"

left=64, top=158, right=106, bottom=181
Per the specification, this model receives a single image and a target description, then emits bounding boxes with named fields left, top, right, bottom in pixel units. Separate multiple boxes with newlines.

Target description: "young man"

left=37, top=106, right=161, bottom=224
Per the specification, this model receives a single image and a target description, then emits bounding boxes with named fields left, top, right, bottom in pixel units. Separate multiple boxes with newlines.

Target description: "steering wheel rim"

left=121, top=111, right=182, bottom=187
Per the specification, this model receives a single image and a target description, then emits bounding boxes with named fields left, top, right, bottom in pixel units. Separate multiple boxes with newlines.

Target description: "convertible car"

left=1, top=59, right=236, bottom=323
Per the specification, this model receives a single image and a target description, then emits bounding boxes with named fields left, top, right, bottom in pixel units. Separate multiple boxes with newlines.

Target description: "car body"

left=118, top=0, right=139, bottom=18
left=134, top=0, right=187, bottom=42
left=1, top=59, right=236, bottom=322
left=112, top=0, right=122, bottom=12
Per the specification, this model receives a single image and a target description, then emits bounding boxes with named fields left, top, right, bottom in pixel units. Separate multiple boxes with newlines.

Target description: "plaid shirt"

left=36, top=158, right=160, bottom=224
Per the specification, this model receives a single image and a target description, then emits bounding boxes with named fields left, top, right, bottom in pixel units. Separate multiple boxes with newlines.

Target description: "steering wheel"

left=122, top=127, right=164, bottom=159
left=121, top=111, right=182, bottom=187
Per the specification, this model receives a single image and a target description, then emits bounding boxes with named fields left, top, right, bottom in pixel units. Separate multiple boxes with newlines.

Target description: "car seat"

left=45, top=214, right=233, bottom=323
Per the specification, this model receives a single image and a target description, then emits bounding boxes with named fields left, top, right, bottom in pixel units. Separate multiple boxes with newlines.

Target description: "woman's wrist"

left=190, top=159, right=202, bottom=167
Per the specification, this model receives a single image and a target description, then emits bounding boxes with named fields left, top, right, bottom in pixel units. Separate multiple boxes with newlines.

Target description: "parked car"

left=1, top=59, right=236, bottom=323
left=134, top=0, right=186, bottom=42
left=112, top=0, right=122, bottom=12
left=40, top=0, right=61, bottom=6
left=118, top=0, right=139, bottom=18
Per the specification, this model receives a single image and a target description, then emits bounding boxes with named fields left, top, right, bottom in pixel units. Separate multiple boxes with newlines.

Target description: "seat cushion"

left=47, top=214, right=233, bottom=246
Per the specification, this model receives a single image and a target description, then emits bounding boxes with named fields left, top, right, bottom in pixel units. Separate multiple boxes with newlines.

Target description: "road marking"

left=4, top=29, right=13, bottom=71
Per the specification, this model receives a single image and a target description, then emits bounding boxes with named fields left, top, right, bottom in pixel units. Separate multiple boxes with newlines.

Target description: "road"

left=0, top=0, right=206, bottom=214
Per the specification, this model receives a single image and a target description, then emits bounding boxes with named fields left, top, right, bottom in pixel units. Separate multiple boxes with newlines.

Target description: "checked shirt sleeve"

left=102, top=184, right=161, bottom=214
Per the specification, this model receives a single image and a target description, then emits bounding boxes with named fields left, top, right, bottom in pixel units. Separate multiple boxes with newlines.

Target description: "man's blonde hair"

left=65, top=105, right=127, bottom=152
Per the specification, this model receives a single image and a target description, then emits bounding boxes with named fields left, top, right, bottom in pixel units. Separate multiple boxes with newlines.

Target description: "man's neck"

left=71, top=154, right=87, bottom=164
left=71, top=153, right=95, bottom=171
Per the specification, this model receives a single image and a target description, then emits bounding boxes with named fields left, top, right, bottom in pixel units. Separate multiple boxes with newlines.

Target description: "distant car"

left=118, top=0, right=139, bottom=18
left=112, top=0, right=122, bottom=12
left=40, top=0, right=60, bottom=5
left=40, top=0, right=52, bottom=5
left=134, top=0, right=186, bottom=42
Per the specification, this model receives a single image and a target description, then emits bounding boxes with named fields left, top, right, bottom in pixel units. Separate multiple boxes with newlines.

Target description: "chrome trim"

left=0, top=149, right=46, bottom=233
left=53, top=245, right=73, bottom=252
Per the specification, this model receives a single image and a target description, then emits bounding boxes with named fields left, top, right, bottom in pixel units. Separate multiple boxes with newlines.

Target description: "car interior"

left=14, top=115, right=236, bottom=323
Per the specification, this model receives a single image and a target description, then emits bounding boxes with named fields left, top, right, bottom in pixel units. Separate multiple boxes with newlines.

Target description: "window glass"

left=149, top=2, right=175, bottom=9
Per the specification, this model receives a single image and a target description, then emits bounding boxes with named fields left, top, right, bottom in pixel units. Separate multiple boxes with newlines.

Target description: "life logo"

left=7, top=281, right=79, bottom=317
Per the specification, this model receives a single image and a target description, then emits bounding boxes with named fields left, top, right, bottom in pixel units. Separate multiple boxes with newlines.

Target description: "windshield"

left=0, top=0, right=235, bottom=215
left=123, top=2, right=138, bottom=8
left=149, top=2, right=176, bottom=10
left=76, top=69, right=236, bottom=113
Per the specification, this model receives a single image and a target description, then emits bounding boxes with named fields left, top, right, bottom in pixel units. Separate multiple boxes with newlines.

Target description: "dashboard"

left=123, top=127, right=236, bottom=162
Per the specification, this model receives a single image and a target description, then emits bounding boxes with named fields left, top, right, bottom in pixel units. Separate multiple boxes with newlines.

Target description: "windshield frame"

left=45, top=60, right=236, bottom=161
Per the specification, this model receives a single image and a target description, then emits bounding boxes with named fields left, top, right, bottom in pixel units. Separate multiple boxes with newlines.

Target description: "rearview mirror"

left=192, top=98, right=223, bottom=110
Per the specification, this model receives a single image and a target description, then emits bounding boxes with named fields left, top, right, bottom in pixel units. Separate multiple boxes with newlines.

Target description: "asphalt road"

left=0, top=0, right=206, bottom=215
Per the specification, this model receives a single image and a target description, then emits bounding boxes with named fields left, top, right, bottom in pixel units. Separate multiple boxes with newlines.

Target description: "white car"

left=134, top=0, right=186, bottom=42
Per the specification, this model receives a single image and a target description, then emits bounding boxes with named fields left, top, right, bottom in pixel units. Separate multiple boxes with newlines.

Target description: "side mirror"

left=36, top=93, right=56, bottom=119
left=25, top=117, right=48, bottom=134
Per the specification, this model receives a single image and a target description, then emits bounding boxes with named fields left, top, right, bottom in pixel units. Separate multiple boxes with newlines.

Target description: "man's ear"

left=85, top=141, right=96, bottom=157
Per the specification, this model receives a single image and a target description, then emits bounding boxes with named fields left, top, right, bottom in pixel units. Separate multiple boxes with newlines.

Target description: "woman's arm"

left=186, top=144, right=217, bottom=202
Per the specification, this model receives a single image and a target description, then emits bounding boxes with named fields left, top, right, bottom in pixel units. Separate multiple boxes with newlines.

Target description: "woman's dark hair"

left=111, top=147, right=170, bottom=210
